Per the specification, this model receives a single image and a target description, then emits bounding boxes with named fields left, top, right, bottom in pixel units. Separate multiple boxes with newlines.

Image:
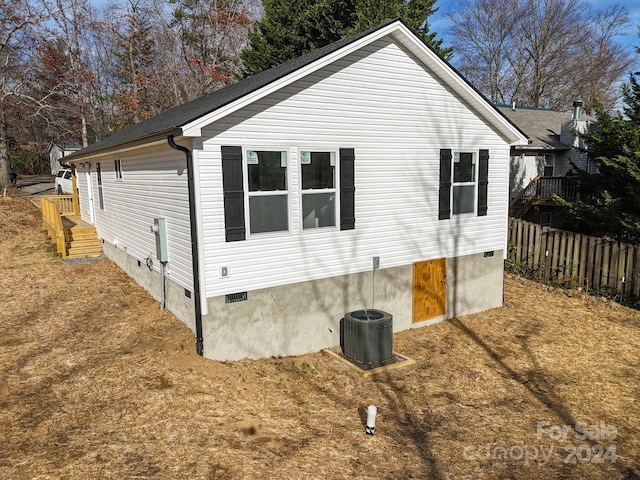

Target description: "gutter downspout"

left=167, top=135, right=204, bottom=356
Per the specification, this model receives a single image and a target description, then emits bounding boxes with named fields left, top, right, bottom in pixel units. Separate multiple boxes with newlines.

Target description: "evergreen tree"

left=240, top=0, right=448, bottom=76
left=556, top=73, right=640, bottom=244
left=349, top=0, right=450, bottom=57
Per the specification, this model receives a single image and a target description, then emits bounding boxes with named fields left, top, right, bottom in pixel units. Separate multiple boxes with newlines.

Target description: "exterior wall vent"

left=225, top=292, right=248, bottom=303
left=342, top=309, right=393, bottom=364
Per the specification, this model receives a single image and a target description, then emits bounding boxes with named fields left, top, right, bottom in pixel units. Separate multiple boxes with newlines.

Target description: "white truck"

left=55, top=168, right=73, bottom=194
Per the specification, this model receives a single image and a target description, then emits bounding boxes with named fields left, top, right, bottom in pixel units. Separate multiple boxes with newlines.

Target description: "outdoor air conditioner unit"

left=342, top=309, right=393, bottom=365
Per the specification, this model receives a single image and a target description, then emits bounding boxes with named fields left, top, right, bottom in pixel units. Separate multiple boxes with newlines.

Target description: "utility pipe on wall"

left=160, top=262, right=167, bottom=309
left=167, top=135, right=204, bottom=356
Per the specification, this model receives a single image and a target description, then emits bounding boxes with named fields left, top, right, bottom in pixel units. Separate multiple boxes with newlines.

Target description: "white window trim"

left=299, top=148, right=340, bottom=232
left=243, top=147, right=292, bottom=238
left=542, top=153, right=556, bottom=176
left=451, top=150, right=478, bottom=216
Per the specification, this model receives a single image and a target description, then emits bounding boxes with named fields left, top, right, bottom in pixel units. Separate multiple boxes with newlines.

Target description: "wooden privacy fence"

left=507, top=217, right=640, bottom=298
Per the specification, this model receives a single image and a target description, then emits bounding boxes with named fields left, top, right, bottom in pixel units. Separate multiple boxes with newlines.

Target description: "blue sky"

left=430, top=0, right=640, bottom=54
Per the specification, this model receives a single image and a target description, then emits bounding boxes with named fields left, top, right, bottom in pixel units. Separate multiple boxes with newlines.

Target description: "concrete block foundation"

left=202, top=250, right=504, bottom=361
left=101, top=241, right=504, bottom=361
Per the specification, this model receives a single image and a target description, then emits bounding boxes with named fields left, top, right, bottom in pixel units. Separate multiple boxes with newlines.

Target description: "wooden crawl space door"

left=412, top=258, right=446, bottom=323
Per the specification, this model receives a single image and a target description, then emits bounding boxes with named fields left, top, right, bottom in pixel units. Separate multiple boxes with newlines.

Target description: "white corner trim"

left=191, top=147, right=209, bottom=316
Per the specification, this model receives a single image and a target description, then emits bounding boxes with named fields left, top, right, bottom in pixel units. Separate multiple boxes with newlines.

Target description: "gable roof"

left=68, top=19, right=527, bottom=160
left=496, top=105, right=593, bottom=151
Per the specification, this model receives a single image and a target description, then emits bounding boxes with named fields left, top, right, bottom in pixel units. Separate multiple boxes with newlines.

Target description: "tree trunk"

left=0, top=102, right=10, bottom=190
left=81, top=105, right=89, bottom=148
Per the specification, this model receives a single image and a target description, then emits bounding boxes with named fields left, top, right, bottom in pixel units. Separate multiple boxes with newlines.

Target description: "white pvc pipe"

left=366, top=405, right=377, bottom=435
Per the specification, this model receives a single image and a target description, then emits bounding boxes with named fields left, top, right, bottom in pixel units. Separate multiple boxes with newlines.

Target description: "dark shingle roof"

left=68, top=20, right=401, bottom=159
left=496, top=105, right=577, bottom=150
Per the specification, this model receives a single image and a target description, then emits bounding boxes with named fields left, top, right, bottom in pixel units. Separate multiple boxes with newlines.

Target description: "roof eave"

left=513, top=145, right=571, bottom=151
left=385, top=26, right=528, bottom=146
left=178, top=21, right=407, bottom=137
left=178, top=20, right=528, bottom=146
left=65, top=130, right=177, bottom=161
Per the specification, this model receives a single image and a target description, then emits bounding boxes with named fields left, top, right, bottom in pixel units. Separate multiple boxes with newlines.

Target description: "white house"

left=66, top=19, right=527, bottom=361
left=497, top=102, right=593, bottom=200
left=48, top=142, right=81, bottom=175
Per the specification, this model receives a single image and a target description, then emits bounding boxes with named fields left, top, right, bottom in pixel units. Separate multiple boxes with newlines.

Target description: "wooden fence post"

left=507, top=217, right=639, bottom=300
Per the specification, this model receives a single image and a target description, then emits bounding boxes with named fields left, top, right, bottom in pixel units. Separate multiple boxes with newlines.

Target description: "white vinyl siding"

left=197, top=36, right=511, bottom=297
left=85, top=145, right=194, bottom=290
left=76, top=166, right=92, bottom=222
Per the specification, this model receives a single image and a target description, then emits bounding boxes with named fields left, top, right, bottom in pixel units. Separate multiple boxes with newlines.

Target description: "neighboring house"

left=49, top=142, right=81, bottom=175
left=497, top=103, right=593, bottom=225
left=66, top=19, right=527, bottom=361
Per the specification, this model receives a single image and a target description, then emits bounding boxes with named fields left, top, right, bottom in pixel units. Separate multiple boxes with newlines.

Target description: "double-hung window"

left=301, top=150, right=336, bottom=229
left=439, top=148, right=488, bottom=220
left=246, top=150, right=289, bottom=234
left=221, top=146, right=354, bottom=242
left=452, top=151, right=477, bottom=214
left=96, top=162, right=104, bottom=210
left=114, top=158, right=123, bottom=179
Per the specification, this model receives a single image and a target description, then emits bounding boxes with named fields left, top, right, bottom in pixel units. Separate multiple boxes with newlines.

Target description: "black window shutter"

left=221, top=146, right=245, bottom=241
left=439, top=149, right=452, bottom=220
left=340, top=148, right=355, bottom=230
left=477, top=149, right=489, bottom=216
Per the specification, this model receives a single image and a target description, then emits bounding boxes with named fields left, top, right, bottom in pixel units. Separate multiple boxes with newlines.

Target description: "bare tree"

left=448, top=0, right=633, bottom=112
left=570, top=5, right=632, bottom=112
left=447, top=0, right=518, bottom=104
left=40, top=0, right=97, bottom=147
left=0, top=0, right=49, bottom=189
left=169, top=0, right=253, bottom=101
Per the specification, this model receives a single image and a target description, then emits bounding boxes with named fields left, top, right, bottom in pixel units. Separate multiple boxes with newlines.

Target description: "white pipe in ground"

left=366, top=405, right=377, bottom=435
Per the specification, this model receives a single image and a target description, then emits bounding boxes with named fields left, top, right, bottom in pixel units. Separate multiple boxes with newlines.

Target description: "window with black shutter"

left=440, top=148, right=489, bottom=218
left=222, top=146, right=355, bottom=237
left=439, top=149, right=452, bottom=220
left=477, top=149, right=489, bottom=216
left=221, top=146, right=246, bottom=242
left=339, top=148, right=355, bottom=230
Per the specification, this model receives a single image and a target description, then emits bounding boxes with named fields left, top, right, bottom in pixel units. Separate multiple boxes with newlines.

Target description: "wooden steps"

left=62, top=217, right=103, bottom=259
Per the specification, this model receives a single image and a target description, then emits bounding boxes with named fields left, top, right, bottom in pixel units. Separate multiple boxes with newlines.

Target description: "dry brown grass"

left=1, top=196, right=639, bottom=479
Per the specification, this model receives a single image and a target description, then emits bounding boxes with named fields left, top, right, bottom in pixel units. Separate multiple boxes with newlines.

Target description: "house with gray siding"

left=49, top=142, right=80, bottom=175
left=498, top=103, right=593, bottom=224
left=66, top=19, right=527, bottom=361
left=497, top=103, right=592, bottom=200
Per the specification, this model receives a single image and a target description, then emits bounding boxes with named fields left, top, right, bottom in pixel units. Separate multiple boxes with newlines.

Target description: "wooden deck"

left=510, top=176, right=579, bottom=218
left=41, top=196, right=102, bottom=259
left=61, top=215, right=92, bottom=230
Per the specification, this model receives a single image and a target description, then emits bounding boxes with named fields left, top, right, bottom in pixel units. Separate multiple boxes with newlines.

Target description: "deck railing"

left=41, top=196, right=68, bottom=258
left=510, top=176, right=579, bottom=218
left=46, top=194, right=78, bottom=215
left=538, top=176, right=579, bottom=201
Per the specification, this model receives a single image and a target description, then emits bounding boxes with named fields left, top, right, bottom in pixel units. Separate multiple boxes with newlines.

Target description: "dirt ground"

left=1, top=196, right=639, bottom=480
